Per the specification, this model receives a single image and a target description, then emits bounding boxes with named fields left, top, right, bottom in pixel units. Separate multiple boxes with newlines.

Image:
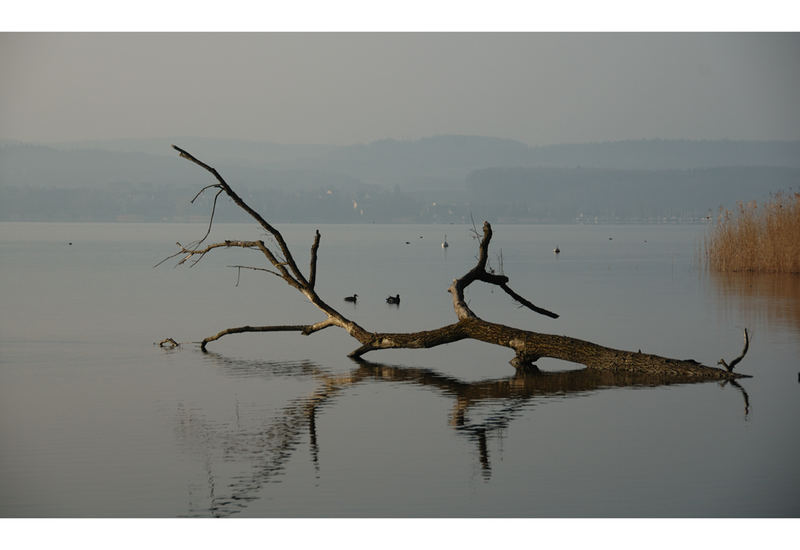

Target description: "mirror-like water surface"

left=1, top=222, right=798, bottom=517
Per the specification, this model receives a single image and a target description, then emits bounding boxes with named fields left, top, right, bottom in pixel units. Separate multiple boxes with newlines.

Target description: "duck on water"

left=344, top=294, right=358, bottom=303
left=386, top=294, right=400, bottom=305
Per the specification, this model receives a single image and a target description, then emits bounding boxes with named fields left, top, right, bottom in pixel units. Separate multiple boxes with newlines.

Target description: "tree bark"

left=160, top=146, right=750, bottom=380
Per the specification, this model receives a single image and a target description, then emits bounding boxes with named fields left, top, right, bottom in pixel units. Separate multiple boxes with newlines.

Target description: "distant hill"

left=298, top=135, right=534, bottom=188
left=48, top=137, right=339, bottom=165
left=2, top=136, right=799, bottom=222
left=524, top=139, right=800, bottom=171
left=0, top=142, right=366, bottom=191
left=301, top=137, right=800, bottom=187
left=42, top=134, right=800, bottom=183
left=0, top=143, right=189, bottom=189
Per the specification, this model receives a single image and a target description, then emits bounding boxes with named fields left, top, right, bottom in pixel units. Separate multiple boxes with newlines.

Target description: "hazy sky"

left=1, top=33, right=798, bottom=146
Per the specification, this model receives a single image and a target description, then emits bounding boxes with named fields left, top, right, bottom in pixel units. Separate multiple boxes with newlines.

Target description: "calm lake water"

left=1, top=221, right=798, bottom=517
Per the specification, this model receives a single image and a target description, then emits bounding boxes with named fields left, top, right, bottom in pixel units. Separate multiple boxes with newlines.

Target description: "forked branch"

left=447, top=221, right=559, bottom=320
left=171, top=145, right=309, bottom=287
left=154, top=240, right=263, bottom=269
left=718, top=329, right=750, bottom=373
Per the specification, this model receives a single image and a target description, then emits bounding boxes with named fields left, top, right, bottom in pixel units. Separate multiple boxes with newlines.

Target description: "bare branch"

left=200, top=319, right=338, bottom=351
left=718, top=328, right=750, bottom=373
left=179, top=240, right=261, bottom=265
left=499, top=283, right=559, bottom=319
left=475, top=220, right=492, bottom=272
left=227, top=264, right=285, bottom=279
left=155, top=240, right=260, bottom=268
left=190, top=183, right=223, bottom=204
left=189, top=187, right=224, bottom=248
left=153, top=248, right=185, bottom=269
left=254, top=240, right=302, bottom=289
left=448, top=221, right=559, bottom=320
left=172, top=145, right=310, bottom=286
left=309, top=229, right=321, bottom=289
left=469, top=212, right=480, bottom=240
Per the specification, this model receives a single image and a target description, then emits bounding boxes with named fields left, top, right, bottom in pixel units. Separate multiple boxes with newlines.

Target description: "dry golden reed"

left=703, top=191, right=800, bottom=273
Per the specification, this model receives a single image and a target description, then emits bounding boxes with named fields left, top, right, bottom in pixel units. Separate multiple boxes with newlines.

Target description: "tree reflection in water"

left=175, top=353, right=750, bottom=517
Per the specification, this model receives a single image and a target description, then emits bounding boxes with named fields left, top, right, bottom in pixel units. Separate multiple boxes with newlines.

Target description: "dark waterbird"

left=344, top=294, right=358, bottom=303
left=386, top=294, right=400, bottom=305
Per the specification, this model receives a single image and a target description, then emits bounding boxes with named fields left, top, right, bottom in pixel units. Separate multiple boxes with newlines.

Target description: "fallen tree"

left=159, top=145, right=750, bottom=380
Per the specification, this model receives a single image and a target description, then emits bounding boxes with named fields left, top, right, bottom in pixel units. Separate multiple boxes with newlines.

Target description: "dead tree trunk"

left=159, top=146, right=750, bottom=380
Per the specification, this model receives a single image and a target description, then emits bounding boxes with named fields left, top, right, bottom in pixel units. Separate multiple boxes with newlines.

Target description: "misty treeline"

left=2, top=137, right=799, bottom=223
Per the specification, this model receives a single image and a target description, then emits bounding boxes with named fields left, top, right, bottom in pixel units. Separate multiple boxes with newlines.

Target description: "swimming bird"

left=344, top=294, right=358, bottom=303
left=442, top=234, right=449, bottom=248
left=386, top=294, right=400, bottom=304
left=553, top=246, right=560, bottom=254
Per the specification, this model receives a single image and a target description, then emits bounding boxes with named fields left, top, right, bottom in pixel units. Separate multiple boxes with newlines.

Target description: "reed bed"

left=703, top=191, right=800, bottom=273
